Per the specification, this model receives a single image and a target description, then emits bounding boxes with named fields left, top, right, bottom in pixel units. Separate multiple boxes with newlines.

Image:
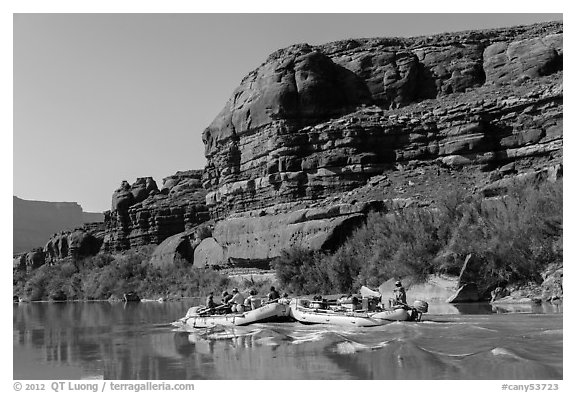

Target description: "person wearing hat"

left=228, top=288, right=246, bottom=313
left=278, top=292, right=290, bottom=305
left=267, top=286, right=280, bottom=302
left=390, top=280, right=407, bottom=307
left=244, top=289, right=261, bottom=310
left=221, top=291, right=233, bottom=304
left=205, top=292, right=218, bottom=309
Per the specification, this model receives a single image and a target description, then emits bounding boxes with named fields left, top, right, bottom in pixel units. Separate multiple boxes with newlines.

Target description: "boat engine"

left=410, top=300, right=429, bottom=322
left=413, top=300, right=429, bottom=313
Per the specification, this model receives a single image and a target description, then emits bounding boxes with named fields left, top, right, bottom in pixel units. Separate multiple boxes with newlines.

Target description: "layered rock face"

left=202, top=22, right=563, bottom=219
left=193, top=22, right=563, bottom=269
left=103, top=171, right=210, bottom=251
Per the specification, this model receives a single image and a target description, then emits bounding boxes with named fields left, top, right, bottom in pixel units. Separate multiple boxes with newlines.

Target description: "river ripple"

left=13, top=301, right=562, bottom=380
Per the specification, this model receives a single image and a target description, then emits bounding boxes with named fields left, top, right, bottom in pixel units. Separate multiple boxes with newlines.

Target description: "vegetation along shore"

left=14, top=181, right=562, bottom=303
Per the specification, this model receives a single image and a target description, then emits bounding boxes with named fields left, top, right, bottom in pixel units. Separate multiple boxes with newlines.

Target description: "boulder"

left=212, top=212, right=365, bottom=263
left=123, top=292, right=141, bottom=302
left=483, top=35, right=562, bottom=85
left=446, top=283, right=480, bottom=303
left=193, top=237, right=225, bottom=268
left=490, top=286, right=511, bottom=302
left=491, top=296, right=534, bottom=304
left=540, top=266, right=563, bottom=302
left=149, top=231, right=196, bottom=268
left=190, top=202, right=374, bottom=268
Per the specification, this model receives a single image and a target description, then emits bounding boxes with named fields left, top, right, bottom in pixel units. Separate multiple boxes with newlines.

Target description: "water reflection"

left=428, top=302, right=563, bottom=315
left=13, top=301, right=192, bottom=379
left=13, top=301, right=563, bottom=380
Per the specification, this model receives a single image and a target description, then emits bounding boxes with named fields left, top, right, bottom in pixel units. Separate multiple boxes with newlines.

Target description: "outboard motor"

left=413, top=300, right=429, bottom=313
left=409, top=300, right=429, bottom=322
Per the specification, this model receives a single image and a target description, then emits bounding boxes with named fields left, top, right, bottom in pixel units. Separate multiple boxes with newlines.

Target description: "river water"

left=13, top=301, right=562, bottom=380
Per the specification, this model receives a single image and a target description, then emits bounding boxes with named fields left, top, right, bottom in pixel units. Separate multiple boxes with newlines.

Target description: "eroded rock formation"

left=44, top=226, right=104, bottom=263
left=103, top=171, right=210, bottom=251
left=195, top=22, right=562, bottom=268
left=202, top=22, right=562, bottom=220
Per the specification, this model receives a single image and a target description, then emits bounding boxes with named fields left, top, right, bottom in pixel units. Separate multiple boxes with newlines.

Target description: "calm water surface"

left=13, top=301, right=562, bottom=380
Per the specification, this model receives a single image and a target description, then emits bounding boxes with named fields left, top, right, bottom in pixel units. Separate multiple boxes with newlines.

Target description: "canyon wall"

left=202, top=22, right=562, bottom=219
left=15, top=22, right=563, bottom=272
left=197, top=22, right=562, bottom=267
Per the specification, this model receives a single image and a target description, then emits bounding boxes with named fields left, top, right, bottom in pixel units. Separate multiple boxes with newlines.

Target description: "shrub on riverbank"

left=273, top=180, right=563, bottom=295
left=13, top=246, right=231, bottom=301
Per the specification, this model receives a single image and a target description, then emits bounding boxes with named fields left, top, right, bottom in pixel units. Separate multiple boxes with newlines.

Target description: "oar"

left=197, top=304, right=228, bottom=316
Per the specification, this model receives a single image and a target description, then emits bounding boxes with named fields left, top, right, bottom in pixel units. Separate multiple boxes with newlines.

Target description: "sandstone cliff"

left=15, top=22, right=563, bottom=274
left=202, top=22, right=562, bottom=218
left=197, top=21, right=562, bottom=268
left=103, top=170, right=210, bottom=252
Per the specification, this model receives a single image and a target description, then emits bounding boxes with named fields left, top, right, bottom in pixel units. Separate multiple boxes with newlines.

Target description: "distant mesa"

left=13, top=196, right=104, bottom=254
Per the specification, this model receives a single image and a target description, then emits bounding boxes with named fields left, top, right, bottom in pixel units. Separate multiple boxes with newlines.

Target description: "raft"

left=174, top=302, right=291, bottom=329
left=289, top=299, right=411, bottom=327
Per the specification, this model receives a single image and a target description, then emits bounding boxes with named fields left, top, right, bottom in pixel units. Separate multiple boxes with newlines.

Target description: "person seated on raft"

left=267, top=286, right=280, bottom=302
left=216, top=291, right=233, bottom=313
left=206, top=292, right=218, bottom=309
left=228, top=288, right=246, bottom=313
left=244, top=289, right=261, bottom=310
left=278, top=292, right=290, bottom=304
left=389, top=280, right=407, bottom=308
left=221, top=291, right=233, bottom=303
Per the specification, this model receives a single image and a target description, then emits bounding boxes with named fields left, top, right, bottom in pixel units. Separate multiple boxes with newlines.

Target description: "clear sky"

left=13, top=13, right=562, bottom=212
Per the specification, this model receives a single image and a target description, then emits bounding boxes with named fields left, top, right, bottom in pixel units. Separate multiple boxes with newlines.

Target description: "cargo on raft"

left=173, top=301, right=291, bottom=329
left=288, top=298, right=429, bottom=327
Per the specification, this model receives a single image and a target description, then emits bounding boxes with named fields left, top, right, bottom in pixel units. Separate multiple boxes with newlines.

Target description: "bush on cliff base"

left=273, top=180, right=562, bottom=295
